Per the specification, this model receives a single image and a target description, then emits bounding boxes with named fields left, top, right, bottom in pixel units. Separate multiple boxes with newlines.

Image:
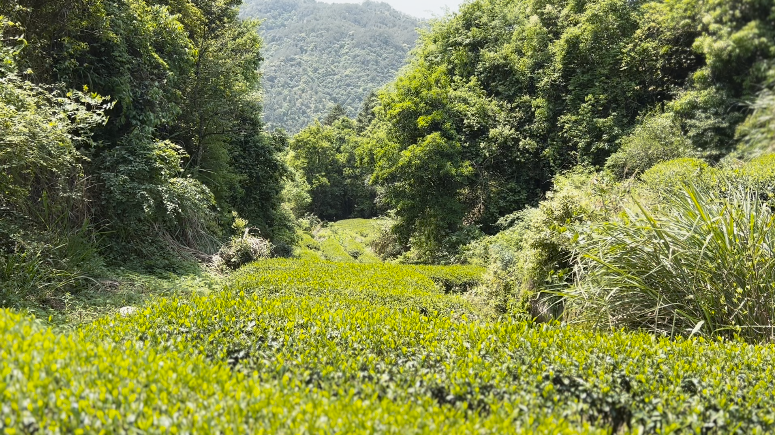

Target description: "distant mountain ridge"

left=240, top=0, right=422, bottom=133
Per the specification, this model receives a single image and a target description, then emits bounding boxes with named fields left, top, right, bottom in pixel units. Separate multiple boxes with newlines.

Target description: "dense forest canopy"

left=349, top=0, right=775, bottom=260
left=0, top=0, right=293, bottom=281
left=285, top=117, right=378, bottom=221
left=240, top=0, right=421, bottom=132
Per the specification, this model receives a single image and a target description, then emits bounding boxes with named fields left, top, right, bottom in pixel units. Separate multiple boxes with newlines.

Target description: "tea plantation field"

left=295, top=218, right=388, bottom=263
left=3, top=258, right=775, bottom=433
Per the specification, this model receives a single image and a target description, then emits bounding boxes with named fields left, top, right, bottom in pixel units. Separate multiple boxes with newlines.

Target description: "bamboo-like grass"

left=571, top=180, right=775, bottom=342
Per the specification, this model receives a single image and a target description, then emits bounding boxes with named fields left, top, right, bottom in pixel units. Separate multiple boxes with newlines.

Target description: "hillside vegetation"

left=276, top=0, right=775, bottom=340
left=0, top=0, right=297, bottom=312
left=240, top=0, right=421, bottom=132
left=5, top=0, right=775, bottom=432
left=284, top=0, right=775, bottom=262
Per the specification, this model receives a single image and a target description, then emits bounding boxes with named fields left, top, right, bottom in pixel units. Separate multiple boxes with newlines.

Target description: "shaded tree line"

left=0, top=0, right=292, bottom=281
left=329, top=0, right=775, bottom=262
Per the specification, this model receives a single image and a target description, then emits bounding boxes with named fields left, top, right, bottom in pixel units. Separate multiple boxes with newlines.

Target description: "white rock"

left=118, top=306, right=138, bottom=317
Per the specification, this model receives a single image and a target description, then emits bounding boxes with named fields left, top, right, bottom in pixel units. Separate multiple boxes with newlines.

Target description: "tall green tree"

left=364, top=0, right=775, bottom=261
left=287, top=116, right=376, bottom=221
left=1, top=0, right=289, bottom=267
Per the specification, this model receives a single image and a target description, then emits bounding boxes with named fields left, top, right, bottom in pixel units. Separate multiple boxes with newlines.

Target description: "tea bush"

left=2, top=310, right=539, bottom=434
left=5, top=258, right=775, bottom=432
left=605, top=112, right=694, bottom=179
left=638, top=158, right=717, bottom=198
left=224, top=259, right=479, bottom=314
left=295, top=218, right=388, bottom=263
left=725, top=154, right=775, bottom=198
left=412, top=265, right=486, bottom=294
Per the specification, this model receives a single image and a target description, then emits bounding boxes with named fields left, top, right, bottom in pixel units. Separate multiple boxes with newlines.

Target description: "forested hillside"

left=0, top=0, right=294, bottom=305
left=240, top=0, right=420, bottom=132
left=309, top=0, right=775, bottom=261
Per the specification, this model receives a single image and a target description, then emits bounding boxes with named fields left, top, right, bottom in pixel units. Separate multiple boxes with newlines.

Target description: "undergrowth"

left=571, top=180, right=775, bottom=341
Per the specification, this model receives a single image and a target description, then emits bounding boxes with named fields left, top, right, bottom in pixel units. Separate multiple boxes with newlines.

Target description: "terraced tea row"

left=3, top=259, right=775, bottom=433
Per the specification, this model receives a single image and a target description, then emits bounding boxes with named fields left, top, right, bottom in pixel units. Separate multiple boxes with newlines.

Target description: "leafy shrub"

left=98, top=134, right=220, bottom=270
left=605, top=112, right=694, bottom=179
left=280, top=163, right=312, bottom=218
left=638, top=157, right=717, bottom=197
left=0, top=23, right=108, bottom=306
left=100, top=135, right=218, bottom=242
left=296, top=213, right=324, bottom=233
left=263, top=205, right=300, bottom=258
left=370, top=224, right=408, bottom=260
left=465, top=168, right=627, bottom=318
left=374, top=223, right=485, bottom=265
left=0, top=242, right=82, bottom=308
left=571, top=181, right=775, bottom=342
left=215, top=214, right=272, bottom=270
left=0, top=55, right=107, bottom=227
left=217, top=236, right=272, bottom=270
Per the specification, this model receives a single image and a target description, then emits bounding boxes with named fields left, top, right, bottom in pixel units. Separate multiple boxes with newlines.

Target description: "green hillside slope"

left=240, top=0, right=421, bottom=132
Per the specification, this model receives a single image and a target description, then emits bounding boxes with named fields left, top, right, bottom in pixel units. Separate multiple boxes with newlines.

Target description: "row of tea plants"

left=3, top=259, right=775, bottom=433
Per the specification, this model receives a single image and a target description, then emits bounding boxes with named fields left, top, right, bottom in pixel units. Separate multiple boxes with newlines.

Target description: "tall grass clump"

left=571, top=181, right=775, bottom=342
